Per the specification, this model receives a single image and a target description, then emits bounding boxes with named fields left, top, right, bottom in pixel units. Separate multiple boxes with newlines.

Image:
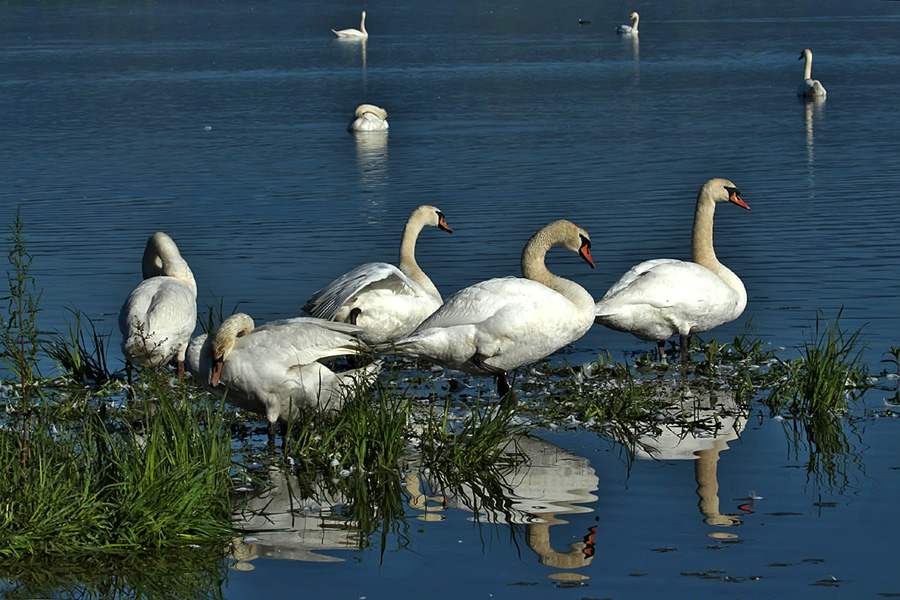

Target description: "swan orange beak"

left=438, top=214, right=453, bottom=234
left=727, top=187, right=751, bottom=211
left=580, top=244, right=595, bottom=268
left=209, top=357, right=224, bottom=387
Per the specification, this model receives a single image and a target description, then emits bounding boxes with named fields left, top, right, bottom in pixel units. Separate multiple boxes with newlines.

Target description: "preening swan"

left=349, top=104, right=389, bottom=132
left=390, top=220, right=596, bottom=397
left=594, top=179, right=750, bottom=363
left=303, top=205, right=453, bottom=344
left=617, top=12, right=639, bottom=34
left=119, top=232, right=197, bottom=379
left=798, top=48, right=826, bottom=99
left=186, top=313, right=378, bottom=444
left=332, top=10, right=368, bottom=39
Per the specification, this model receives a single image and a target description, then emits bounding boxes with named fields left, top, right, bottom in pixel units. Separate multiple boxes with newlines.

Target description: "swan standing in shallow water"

left=390, top=220, right=596, bottom=397
left=332, top=11, right=368, bottom=39
left=616, top=12, right=639, bottom=34
left=119, top=232, right=197, bottom=380
left=186, top=313, right=378, bottom=444
left=594, top=179, right=750, bottom=363
left=303, top=205, right=453, bottom=344
left=349, top=104, right=388, bottom=132
left=798, top=48, right=827, bottom=99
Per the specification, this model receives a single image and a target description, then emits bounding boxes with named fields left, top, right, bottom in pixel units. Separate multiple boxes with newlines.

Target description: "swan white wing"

left=244, top=319, right=367, bottom=365
left=598, top=259, right=681, bottom=300
left=398, top=277, right=593, bottom=373
left=350, top=114, right=389, bottom=132
left=304, top=262, right=427, bottom=319
left=799, top=79, right=827, bottom=98
left=595, top=261, right=743, bottom=340
left=119, top=276, right=197, bottom=365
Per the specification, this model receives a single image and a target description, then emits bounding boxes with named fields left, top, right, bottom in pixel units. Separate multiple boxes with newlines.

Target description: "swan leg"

left=679, top=334, right=691, bottom=365
left=349, top=307, right=362, bottom=326
left=496, top=373, right=512, bottom=398
left=267, top=420, right=278, bottom=448
left=176, top=359, right=185, bottom=380
left=656, top=341, right=668, bottom=364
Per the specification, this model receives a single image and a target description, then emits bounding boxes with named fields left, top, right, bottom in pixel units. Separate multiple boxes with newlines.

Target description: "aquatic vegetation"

left=765, top=312, right=869, bottom=416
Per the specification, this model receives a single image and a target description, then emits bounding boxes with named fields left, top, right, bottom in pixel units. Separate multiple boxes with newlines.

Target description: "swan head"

left=208, top=313, right=255, bottom=386
left=701, top=178, right=751, bottom=211
left=414, top=205, right=453, bottom=233
left=798, top=48, right=812, bottom=61
left=629, top=11, right=639, bottom=20
left=530, top=220, right=594, bottom=268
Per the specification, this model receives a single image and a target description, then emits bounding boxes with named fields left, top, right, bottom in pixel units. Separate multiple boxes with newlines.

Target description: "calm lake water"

left=3, top=0, right=900, bottom=597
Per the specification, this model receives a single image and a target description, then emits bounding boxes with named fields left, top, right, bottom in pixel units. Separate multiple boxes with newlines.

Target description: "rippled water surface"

left=3, top=0, right=900, bottom=597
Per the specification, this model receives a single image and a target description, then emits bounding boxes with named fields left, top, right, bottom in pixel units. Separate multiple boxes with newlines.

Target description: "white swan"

left=797, top=48, right=826, bottom=99
left=119, top=232, right=197, bottom=379
left=332, top=10, right=368, bottom=39
left=594, top=179, right=750, bottom=363
left=186, top=313, right=378, bottom=444
left=390, top=220, right=596, bottom=396
left=349, top=104, right=388, bottom=132
left=303, top=205, right=453, bottom=344
left=616, top=12, right=639, bottom=34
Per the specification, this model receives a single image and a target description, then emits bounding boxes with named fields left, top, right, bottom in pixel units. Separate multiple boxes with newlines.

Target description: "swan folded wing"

left=303, top=263, right=424, bottom=319
left=597, top=261, right=729, bottom=313
left=248, top=320, right=368, bottom=364
left=412, top=277, right=525, bottom=331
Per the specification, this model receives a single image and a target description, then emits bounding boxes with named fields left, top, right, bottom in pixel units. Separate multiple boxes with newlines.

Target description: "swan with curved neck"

left=332, top=11, right=368, bottom=39
left=303, top=205, right=453, bottom=344
left=594, top=179, right=750, bottom=363
left=390, top=220, right=596, bottom=396
left=119, top=232, right=197, bottom=380
left=617, top=12, right=639, bottom=34
left=186, top=313, right=377, bottom=445
left=798, top=48, right=826, bottom=99
left=349, top=103, right=389, bottom=132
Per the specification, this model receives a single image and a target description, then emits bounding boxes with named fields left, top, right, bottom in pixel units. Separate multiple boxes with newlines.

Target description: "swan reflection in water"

left=353, top=128, right=388, bottom=188
left=804, top=97, right=824, bottom=190
left=632, top=385, right=750, bottom=534
left=230, top=468, right=357, bottom=568
left=229, top=435, right=600, bottom=580
left=408, top=435, right=600, bottom=579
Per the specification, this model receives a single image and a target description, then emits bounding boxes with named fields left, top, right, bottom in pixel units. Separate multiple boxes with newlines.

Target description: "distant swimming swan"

left=332, top=11, right=368, bottom=39
left=349, top=104, right=388, bottom=132
left=797, top=48, right=827, bottom=99
left=617, top=12, right=639, bottom=34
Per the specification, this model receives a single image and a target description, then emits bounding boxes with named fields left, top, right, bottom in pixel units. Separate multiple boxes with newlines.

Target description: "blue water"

left=3, top=0, right=900, bottom=597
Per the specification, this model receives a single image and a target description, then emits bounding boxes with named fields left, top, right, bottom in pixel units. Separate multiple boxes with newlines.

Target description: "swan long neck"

left=398, top=209, right=440, bottom=298
left=802, top=50, right=813, bottom=80
left=690, top=189, right=721, bottom=271
left=521, top=221, right=594, bottom=312
left=142, top=232, right=197, bottom=295
left=632, top=13, right=639, bottom=30
left=360, top=11, right=367, bottom=35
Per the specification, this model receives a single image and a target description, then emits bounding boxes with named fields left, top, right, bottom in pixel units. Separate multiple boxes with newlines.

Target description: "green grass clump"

left=0, top=386, right=235, bottom=560
left=766, top=311, right=869, bottom=416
